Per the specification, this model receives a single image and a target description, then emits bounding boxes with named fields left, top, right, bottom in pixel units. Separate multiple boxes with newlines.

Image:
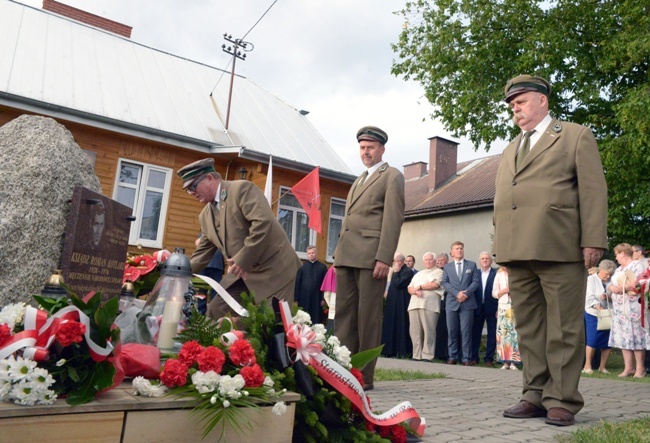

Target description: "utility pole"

left=222, top=34, right=249, bottom=131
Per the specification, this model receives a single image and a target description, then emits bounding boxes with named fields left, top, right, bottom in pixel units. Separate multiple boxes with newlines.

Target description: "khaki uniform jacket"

left=333, top=163, right=405, bottom=269
left=493, top=118, right=608, bottom=264
left=191, top=180, right=302, bottom=300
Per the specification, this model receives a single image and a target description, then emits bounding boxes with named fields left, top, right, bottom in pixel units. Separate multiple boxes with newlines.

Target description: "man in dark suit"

left=179, top=158, right=302, bottom=320
left=334, top=126, right=405, bottom=390
left=494, top=75, right=607, bottom=426
left=294, top=245, right=328, bottom=324
left=470, top=252, right=498, bottom=366
left=441, top=241, right=481, bottom=366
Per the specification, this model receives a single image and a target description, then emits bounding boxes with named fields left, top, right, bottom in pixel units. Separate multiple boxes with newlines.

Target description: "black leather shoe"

left=545, top=408, right=575, bottom=426
left=363, top=383, right=374, bottom=391
left=503, top=401, right=547, bottom=419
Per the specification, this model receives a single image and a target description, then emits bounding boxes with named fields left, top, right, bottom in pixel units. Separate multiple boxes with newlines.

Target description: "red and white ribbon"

left=193, top=274, right=249, bottom=317
left=1, top=305, right=114, bottom=362
left=278, top=301, right=425, bottom=436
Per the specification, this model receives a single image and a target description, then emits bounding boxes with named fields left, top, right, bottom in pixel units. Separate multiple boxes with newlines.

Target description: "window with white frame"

left=278, top=186, right=315, bottom=259
left=113, top=159, right=172, bottom=248
left=327, top=197, right=346, bottom=262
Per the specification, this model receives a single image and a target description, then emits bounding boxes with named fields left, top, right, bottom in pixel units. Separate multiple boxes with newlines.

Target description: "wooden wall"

left=0, top=107, right=351, bottom=263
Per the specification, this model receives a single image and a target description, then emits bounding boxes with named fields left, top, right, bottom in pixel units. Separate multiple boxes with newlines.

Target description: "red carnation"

left=197, top=346, right=226, bottom=373
left=178, top=340, right=204, bottom=366
left=390, top=425, right=408, bottom=443
left=0, top=324, right=11, bottom=345
left=240, top=364, right=265, bottom=387
left=377, top=425, right=391, bottom=438
left=350, top=368, right=364, bottom=386
left=56, top=322, right=86, bottom=347
left=365, top=421, right=376, bottom=432
left=160, top=359, right=188, bottom=387
left=228, top=339, right=256, bottom=366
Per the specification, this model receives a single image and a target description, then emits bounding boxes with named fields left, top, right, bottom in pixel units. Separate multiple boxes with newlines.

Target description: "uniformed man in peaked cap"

left=494, top=75, right=608, bottom=426
left=333, top=126, right=405, bottom=390
left=178, top=158, right=302, bottom=319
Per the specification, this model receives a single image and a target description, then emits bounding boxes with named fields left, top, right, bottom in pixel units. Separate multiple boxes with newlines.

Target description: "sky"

left=20, top=0, right=508, bottom=175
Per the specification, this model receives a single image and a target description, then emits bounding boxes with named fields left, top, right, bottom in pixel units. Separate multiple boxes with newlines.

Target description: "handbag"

left=597, top=293, right=612, bottom=331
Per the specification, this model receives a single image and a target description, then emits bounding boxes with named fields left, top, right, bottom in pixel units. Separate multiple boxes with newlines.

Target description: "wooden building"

left=0, top=0, right=355, bottom=263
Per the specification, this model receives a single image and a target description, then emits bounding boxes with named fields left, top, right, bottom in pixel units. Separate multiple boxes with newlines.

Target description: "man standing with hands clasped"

left=334, top=126, right=405, bottom=390
left=494, top=75, right=608, bottom=426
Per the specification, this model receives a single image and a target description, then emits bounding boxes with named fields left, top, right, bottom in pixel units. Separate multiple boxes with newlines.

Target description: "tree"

left=391, top=0, right=650, bottom=246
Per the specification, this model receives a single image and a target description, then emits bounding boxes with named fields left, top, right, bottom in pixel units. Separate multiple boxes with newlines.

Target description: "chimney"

left=403, top=161, right=427, bottom=180
left=428, top=136, right=459, bottom=190
left=42, top=0, right=132, bottom=38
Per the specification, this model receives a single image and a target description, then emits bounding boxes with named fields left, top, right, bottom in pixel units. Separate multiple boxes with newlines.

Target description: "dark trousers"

left=471, top=307, right=497, bottom=363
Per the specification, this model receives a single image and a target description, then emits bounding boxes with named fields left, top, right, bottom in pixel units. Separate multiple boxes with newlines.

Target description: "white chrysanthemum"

left=11, top=380, right=39, bottom=406
left=311, top=323, right=327, bottom=344
left=292, top=310, right=312, bottom=325
left=28, top=367, right=55, bottom=392
left=272, top=401, right=287, bottom=416
left=8, top=356, right=37, bottom=381
left=37, top=390, right=57, bottom=405
left=0, top=303, right=26, bottom=330
left=132, top=376, right=167, bottom=397
left=326, top=335, right=340, bottom=347
left=0, top=358, right=11, bottom=378
left=0, top=379, right=12, bottom=399
left=263, top=376, right=274, bottom=388
left=333, top=345, right=352, bottom=368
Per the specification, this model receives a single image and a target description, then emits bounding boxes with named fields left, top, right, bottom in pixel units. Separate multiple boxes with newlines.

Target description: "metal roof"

left=404, top=155, right=500, bottom=217
left=0, top=0, right=354, bottom=179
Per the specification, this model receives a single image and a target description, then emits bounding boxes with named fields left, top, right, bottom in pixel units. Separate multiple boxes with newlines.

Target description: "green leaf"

left=351, top=345, right=383, bottom=370
left=94, top=296, right=119, bottom=342
left=65, top=361, right=116, bottom=406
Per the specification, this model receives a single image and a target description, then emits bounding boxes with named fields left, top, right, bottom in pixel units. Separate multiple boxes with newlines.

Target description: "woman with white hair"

left=407, top=252, right=444, bottom=361
left=582, top=259, right=616, bottom=374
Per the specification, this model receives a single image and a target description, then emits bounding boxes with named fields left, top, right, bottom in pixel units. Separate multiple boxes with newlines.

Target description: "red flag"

left=290, top=167, right=321, bottom=233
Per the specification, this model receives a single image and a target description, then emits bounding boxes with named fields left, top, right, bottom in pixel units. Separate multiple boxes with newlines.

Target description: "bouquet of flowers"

left=132, top=314, right=287, bottom=440
left=0, top=290, right=123, bottom=406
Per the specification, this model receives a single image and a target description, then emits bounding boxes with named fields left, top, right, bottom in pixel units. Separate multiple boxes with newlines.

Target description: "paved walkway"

left=371, top=358, right=650, bottom=442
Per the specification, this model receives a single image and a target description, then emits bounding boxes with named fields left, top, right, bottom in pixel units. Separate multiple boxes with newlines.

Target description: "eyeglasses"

left=186, top=175, right=207, bottom=194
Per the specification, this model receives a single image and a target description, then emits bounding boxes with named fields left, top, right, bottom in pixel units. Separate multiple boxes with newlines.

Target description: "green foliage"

left=392, top=0, right=650, bottom=245
left=558, top=417, right=650, bottom=443
left=36, top=290, right=121, bottom=406
left=351, top=345, right=384, bottom=370
left=176, top=306, right=227, bottom=347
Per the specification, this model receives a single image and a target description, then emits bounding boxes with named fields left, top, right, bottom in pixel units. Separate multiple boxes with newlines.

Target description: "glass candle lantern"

left=135, top=248, right=192, bottom=351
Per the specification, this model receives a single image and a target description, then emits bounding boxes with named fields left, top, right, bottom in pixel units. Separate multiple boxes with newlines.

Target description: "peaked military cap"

left=356, top=126, right=388, bottom=145
left=505, top=75, right=551, bottom=103
left=177, top=158, right=216, bottom=189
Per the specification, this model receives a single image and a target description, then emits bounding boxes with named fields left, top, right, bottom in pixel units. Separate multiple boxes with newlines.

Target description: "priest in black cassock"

left=294, top=245, right=328, bottom=324
left=381, top=252, right=414, bottom=357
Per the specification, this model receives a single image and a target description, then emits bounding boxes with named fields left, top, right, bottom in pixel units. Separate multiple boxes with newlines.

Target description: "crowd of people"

left=178, top=74, right=649, bottom=427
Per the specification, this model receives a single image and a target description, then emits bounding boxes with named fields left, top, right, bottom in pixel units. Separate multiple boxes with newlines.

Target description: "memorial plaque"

left=60, top=187, right=133, bottom=301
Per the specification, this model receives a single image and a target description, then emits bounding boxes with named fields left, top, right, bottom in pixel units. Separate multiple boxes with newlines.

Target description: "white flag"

left=264, top=155, right=273, bottom=206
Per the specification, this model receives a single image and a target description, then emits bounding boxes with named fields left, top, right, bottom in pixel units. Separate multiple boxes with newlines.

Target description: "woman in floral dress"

left=492, top=266, right=521, bottom=370
left=608, top=243, right=647, bottom=378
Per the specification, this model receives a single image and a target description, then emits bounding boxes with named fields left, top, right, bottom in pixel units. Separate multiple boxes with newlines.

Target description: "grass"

left=374, top=367, right=446, bottom=381
left=557, top=417, right=650, bottom=443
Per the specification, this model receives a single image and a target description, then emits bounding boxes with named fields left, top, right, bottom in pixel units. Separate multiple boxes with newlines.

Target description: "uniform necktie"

left=516, top=130, right=535, bottom=171
left=457, top=262, right=462, bottom=278
left=352, top=170, right=368, bottom=199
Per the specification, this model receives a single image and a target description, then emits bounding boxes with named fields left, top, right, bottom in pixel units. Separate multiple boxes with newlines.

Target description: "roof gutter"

left=237, top=148, right=356, bottom=184
left=405, top=200, right=494, bottom=219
